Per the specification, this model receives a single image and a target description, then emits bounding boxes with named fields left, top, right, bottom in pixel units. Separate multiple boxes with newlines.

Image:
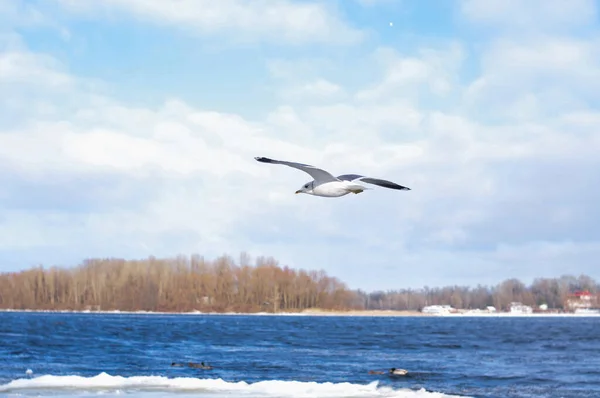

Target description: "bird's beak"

left=295, top=190, right=301, bottom=194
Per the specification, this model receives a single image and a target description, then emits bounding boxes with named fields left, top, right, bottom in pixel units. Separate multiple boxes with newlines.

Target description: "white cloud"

left=1, top=0, right=600, bottom=290
left=475, top=38, right=600, bottom=92
left=356, top=0, right=399, bottom=6
left=460, top=0, right=598, bottom=30
left=0, top=0, right=52, bottom=28
left=56, top=0, right=364, bottom=45
left=266, top=58, right=345, bottom=101
left=0, top=50, right=72, bottom=86
left=286, top=79, right=343, bottom=99
left=463, top=36, right=600, bottom=123
left=266, top=58, right=336, bottom=80
left=355, top=43, right=464, bottom=101
left=0, top=0, right=71, bottom=39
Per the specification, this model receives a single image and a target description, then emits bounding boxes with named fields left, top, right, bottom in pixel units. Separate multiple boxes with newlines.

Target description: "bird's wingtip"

left=255, top=156, right=273, bottom=163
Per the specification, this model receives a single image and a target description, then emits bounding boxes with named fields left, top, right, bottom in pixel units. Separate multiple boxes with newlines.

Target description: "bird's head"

left=295, top=181, right=314, bottom=195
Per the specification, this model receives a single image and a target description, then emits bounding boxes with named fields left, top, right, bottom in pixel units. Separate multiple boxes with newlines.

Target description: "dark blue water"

left=0, top=312, right=599, bottom=398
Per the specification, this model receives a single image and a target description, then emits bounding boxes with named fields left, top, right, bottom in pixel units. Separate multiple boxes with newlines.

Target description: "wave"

left=0, top=372, right=466, bottom=398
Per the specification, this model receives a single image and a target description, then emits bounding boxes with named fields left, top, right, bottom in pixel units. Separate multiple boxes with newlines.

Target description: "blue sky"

left=1, top=0, right=599, bottom=291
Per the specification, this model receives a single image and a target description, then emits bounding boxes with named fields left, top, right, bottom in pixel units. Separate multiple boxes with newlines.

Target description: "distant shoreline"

left=1, top=308, right=599, bottom=317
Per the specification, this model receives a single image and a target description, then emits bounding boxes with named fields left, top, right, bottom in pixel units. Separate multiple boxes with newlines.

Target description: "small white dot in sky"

left=389, top=22, right=393, bottom=27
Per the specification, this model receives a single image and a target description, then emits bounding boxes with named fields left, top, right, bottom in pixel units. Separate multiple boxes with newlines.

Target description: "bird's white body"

left=307, top=181, right=368, bottom=197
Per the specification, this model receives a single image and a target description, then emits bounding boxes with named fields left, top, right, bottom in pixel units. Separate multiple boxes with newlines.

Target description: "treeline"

left=0, top=254, right=353, bottom=312
left=0, top=253, right=597, bottom=312
left=355, top=274, right=599, bottom=312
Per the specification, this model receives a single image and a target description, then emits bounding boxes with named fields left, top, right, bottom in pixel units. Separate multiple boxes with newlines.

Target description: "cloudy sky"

left=1, top=0, right=599, bottom=291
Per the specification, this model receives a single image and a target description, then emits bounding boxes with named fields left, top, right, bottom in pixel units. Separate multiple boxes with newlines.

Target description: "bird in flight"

left=255, top=156, right=410, bottom=198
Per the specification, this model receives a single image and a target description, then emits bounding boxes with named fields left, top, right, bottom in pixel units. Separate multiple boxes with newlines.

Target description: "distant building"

left=422, top=305, right=454, bottom=314
left=574, top=308, right=600, bottom=314
left=539, top=304, right=548, bottom=311
left=566, top=290, right=598, bottom=311
left=462, top=306, right=497, bottom=315
left=509, top=302, right=533, bottom=314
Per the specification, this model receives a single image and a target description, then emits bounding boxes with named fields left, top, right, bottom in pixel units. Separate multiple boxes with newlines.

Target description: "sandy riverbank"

left=0, top=308, right=430, bottom=316
left=295, top=309, right=600, bottom=317
left=2, top=308, right=598, bottom=317
left=299, top=309, right=431, bottom=316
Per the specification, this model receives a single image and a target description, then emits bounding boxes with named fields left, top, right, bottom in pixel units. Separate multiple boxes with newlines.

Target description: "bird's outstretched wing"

left=337, top=174, right=411, bottom=191
left=255, top=157, right=338, bottom=183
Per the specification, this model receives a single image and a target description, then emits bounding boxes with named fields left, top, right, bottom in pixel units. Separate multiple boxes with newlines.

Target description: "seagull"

left=255, top=156, right=410, bottom=198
